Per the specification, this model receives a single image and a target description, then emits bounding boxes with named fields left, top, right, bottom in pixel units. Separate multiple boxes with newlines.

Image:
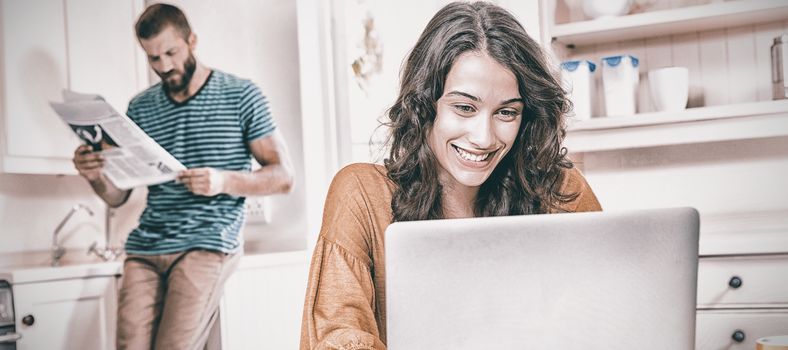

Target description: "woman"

left=300, top=2, right=601, bottom=349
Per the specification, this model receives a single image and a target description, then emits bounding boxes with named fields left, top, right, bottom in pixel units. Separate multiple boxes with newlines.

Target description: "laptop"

left=385, top=207, right=699, bottom=350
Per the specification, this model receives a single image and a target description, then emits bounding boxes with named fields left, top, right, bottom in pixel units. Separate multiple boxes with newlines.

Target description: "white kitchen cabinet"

left=0, top=0, right=147, bottom=175
left=215, top=250, right=309, bottom=350
left=12, top=276, right=119, bottom=350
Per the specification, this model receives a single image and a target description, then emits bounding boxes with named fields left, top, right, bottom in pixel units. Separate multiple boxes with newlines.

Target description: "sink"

left=0, top=249, right=122, bottom=284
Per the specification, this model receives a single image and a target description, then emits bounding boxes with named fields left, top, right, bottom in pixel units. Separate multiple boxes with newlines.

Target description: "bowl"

left=583, top=0, right=632, bottom=19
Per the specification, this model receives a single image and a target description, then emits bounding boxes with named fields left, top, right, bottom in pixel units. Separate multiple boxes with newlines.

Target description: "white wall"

left=581, top=136, right=788, bottom=215
left=0, top=175, right=104, bottom=254
left=0, top=0, right=306, bottom=255
left=580, top=135, right=788, bottom=255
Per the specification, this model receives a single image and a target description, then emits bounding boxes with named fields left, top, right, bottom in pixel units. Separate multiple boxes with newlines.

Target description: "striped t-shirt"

left=124, top=70, right=275, bottom=255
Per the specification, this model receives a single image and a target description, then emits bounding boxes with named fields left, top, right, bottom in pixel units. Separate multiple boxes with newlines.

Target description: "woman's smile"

left=451, top=144, right=497, bottom=167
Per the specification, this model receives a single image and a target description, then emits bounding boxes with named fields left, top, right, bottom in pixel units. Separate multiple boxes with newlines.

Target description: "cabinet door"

left=0, top=0, right=78, bottom=173
left=65, top=0, right=146, bottom=118
left=0, top=0, right=146, bottom=175
left=13, top=277, right=119, bottom=350
left=218, top=255, right=309, bottom=350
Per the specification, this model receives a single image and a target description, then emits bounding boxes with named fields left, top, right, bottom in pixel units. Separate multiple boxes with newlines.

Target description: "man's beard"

left=161, top=54, right=196, bottom=94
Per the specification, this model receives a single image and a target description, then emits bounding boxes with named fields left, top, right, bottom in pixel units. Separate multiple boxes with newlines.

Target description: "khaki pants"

left=117, top=249, right=240, bottom=350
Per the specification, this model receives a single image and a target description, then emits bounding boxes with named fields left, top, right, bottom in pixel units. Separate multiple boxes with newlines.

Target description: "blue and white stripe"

left=124, top=70, right=275, bottom=255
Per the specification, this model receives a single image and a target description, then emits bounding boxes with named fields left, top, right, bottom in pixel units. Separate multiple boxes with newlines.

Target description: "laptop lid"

left=385, top=207, right=699, bottom=350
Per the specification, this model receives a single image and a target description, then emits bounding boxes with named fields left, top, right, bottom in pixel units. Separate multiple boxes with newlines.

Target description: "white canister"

left=601, top=55, right=639, bottom=117
left=560, top=60, right=596, bottom=121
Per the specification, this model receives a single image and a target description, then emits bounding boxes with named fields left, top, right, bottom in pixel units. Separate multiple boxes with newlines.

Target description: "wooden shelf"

left=551, top=0, right=788, bottom=46
left=564, top=100, right=788, bottom=152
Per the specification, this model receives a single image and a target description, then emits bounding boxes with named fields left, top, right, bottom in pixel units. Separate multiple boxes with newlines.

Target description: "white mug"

left=757, top=335, right=788, bottom=350
left=648, top=67, right=689, bottom=112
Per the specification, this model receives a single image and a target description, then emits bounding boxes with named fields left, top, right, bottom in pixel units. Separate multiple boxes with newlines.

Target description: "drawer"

left=696, top=309, right=788, bottom=350
left=697, top=255, right=788, bottom=308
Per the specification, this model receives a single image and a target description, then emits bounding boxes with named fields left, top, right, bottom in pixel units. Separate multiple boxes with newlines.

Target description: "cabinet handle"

left=21, top=314, right=34, bottom=326
left=728, top=276, right=743, bottom=289
left=731, top=329, right=746, bottom=343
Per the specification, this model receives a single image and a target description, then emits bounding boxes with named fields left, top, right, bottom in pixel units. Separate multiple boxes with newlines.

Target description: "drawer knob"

left=21, top=314, right=34, bottom=326
left=728, top=276, right=743, bottom=289
left=731, top=329, right=746, bottom=343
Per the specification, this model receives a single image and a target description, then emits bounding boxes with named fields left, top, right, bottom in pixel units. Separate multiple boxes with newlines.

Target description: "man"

left=72, top=4, right=294, bottom=349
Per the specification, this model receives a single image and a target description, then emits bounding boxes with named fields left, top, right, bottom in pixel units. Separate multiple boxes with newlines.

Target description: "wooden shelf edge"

left=564, top=104, right=788, bottom=153
left=697, top=308, right=788, bottom=313
left=568, top=100, right=788, bottom=132
left=551, top=0, right=788, bottom=46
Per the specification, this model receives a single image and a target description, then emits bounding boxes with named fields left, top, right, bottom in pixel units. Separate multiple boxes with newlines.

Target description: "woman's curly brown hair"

left=383, top=1, right=578, bottom=222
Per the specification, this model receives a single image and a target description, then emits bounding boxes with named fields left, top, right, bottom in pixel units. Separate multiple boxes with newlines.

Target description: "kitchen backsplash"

left=0, top=173, right=143, bottom=254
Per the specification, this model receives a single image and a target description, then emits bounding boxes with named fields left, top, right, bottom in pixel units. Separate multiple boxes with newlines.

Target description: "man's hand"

left=73, top=144, right=105, bottom=182
left=177, top=168, right=226, bottom=196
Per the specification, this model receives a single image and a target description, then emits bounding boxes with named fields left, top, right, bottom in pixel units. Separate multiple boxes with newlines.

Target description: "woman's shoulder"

left=560, top=166, right=587, bottom=191
left=324, top=163, right=395, bottom=211
left=330, top=163, right=391, bottom=191
left=558, top=166, right=602, bottom=212
left=337, top=162, right=388, bottom=177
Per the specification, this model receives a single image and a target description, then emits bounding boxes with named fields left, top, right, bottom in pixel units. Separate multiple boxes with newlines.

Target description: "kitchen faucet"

left=52, top=204, right=95, bottom=266
left=87, top=206, right=123, bottom=262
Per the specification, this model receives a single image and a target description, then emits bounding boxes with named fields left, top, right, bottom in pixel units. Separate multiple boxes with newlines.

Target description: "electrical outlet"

left=245, top=196, right=272, bottom=224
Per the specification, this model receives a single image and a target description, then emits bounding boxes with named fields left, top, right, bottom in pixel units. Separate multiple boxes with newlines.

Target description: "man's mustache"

left=159, top=70, right=179, bottom=79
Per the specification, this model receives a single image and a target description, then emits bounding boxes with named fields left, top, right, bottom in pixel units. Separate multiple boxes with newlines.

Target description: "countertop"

left=0, top=237, right=310, bottom=284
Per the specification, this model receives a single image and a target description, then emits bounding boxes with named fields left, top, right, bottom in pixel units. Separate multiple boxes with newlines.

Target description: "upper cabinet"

left=541, top=0, right=788, bottom=153
left=0, top=0, right=148, bottom=175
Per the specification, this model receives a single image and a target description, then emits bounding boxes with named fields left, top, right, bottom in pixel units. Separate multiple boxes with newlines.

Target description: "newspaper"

left=50, top=90, right=186, bottom=189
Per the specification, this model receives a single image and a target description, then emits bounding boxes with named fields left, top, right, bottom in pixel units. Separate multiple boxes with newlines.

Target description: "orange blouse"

left=300, top=163, right=602, bottom=350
